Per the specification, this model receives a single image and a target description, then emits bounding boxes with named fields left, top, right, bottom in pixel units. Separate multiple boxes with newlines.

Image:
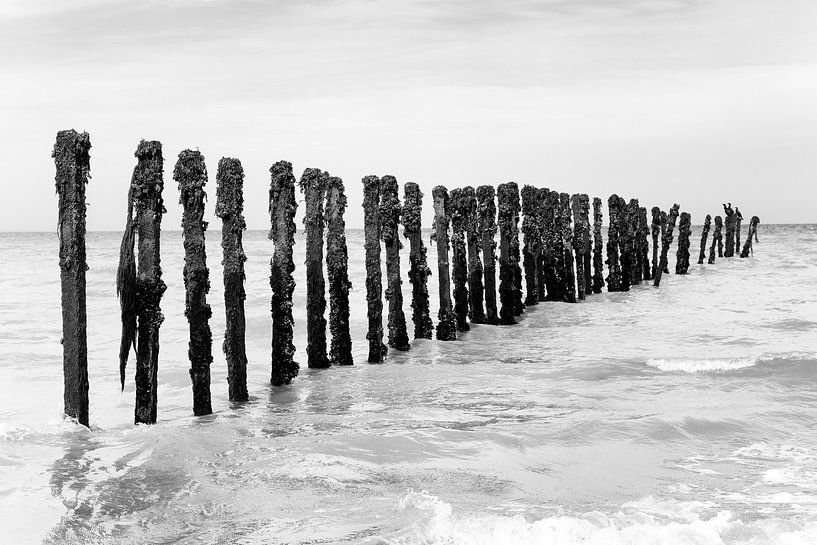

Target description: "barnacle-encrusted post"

left=698, top=214, right=711, bottom=265
left=403, top=182, right=433, bottom=339
left=175, top=150, right=213, bottom=416
left=381, top=175, right=410, bottom=351
left=708, top=215, right=722, bottom=264
left=559, top=193, right=577, bottom=302
left=723, top=203, right=736, bottom=257
left=511, top=187, right=525, bottom=315
left=363, top=176, right=388, bottom=361
left=300, top=168, right=330, bottom=368
left=450, top=188, right=470, bottom=332
left=626, top=199, right=641, bottom=286
left=653, top=203, right=680, bottom=287
left=544, top=190, right=565, bottom=301
left=735, top=208, right=743, bottom=255
left=463, top=186, right=485, bottom=324
left=592, top=197, right=605, bottom=294
left=571, top=193, right=591, bottom=300
left=605, top=194, right=623, bottom=292
left=432, top=186, right=457, bottom=340
left=119, top=140, right=166, bottom=425
left=54, top=129, right=91, bottom=427
left=326, top=176, right=353, bottom=365
left=215, top=158, right=248, bottom=401
left=639, top=207, right=652, bottom=281
left=269, top=161, right=299, bottom=385
left=497, top=183, right=518, bottom=324
left=740, top=216, right=760, bottom=258
left=521, top=185, right=541, bottom=305
left=615, top=196, right=632, bottom=291
left=536, top=189, right=549, bottom=301
left=675, top=212, right=691, bottom=274
left=650, top=207, right=661, bottom=278
left=476, top=185, right=499, bottom=324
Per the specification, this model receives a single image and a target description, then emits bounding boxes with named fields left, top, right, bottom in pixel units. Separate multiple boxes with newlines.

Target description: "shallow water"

left=2, top=224, right=817, bottom=544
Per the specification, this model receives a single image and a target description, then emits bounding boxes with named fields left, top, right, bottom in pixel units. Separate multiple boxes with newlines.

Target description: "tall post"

left=560, top=193, right=577, bottom=302
left=740, top=216, right=760, bottom=258
left=660, top=211, right=669, bottom=273
left=300, top=169, right=329, bottom=368
left=432, top=186, right=457, bottom=340
left=403, top=182, right=433, bottom=339
left=675, top=212, right=692, bottom=275
left=723, top=203, right=736, bottom=257
left=537, top=188, right=550, bottom=301
left=653, top=204, right=680, bottom=287
left=215, top=158, right=248, bottom=402
left=464, top=187, right=485, bottom=323
left=497, top=182, right=518, bottom=324
left=606, top=195, right=623, bottom=292
left=735, top=208, right=743, bottom=253
left=698, top=214, right=711, bottom=265
left=708, top=215, right=723, bottom=264
left=592, top=197, right=605, bottom=294
left=627, top=199, right=641, bottom=285
left=450, top=188, right=470, bottom=332
left=175, top=150, right=213, bottom=416
left=326, top=176, right=353, bottom=365
left=363, top=175, right=388, bottom=361
left=521, top=185, right=541, bottom=306
left=639, top=207, right=652, bottom=281
left=650, top=207, right=661, bottom=279
left=54, top=129, right=91, bottom=427
left=542, top=189, right=561, bottom=300
left=511, top=186, right=525, bottom=315
left=269, top=161, right=299, bottom=385
left=616, top=196, right=632, bottom=291
left=571, top=194, right=590, bottom=301
left=476, top=185, right=499, bottom=324
left=381, top=175, right=410, bottom=351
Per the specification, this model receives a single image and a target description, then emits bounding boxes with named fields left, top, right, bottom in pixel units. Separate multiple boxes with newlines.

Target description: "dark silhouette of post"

left=639, top=207, right=652, bottom=281
left=698, top=214, right=711, bottom=265
left=675, top=212, right=691, bottom=275
left=363, top=175, right=388, bottom=360
left=432, top=186, right=457, bottom=340
left=380, top=175, right=411, bottom=351
left=326, top=176, right=353, bottom=365
left=300, top=168, right=330, bottom=368
left=215, top=158, right=248, bottom=402
left=723, top=203, right=736, bottom=257
left=626, top=199, right=641, bottom=285
left=269, top=161, right=299, bottom=385
left=403, top=182, right=433, bottom=339
left=537, top=188, right=550, bottom=301
left=497, top=183, right=519, bottom=324
left=650, top=207, right=661, bottom=279
left=175, top=150, right=213, bottom=416
left=735, top=207, right=743, bottom=253
left=616, top=196, right=632, bottom=292
left=592, top=197, right=605, bottom=294
left=463, top=187, right=485, bottom=323
left=606, top=194, right=623, bottom=292
left=571, top=194, right=591, bottom=301
left=450, top=188, right=470, bottom=332
left=708, top=215, right=723, bottom=264
left=521, top=185, right=541, bottom=305
left=653, top=204, right=680, bottom=287
left=660, top=211, right=670, bottom=273
left=542, top=189, right=561, bottom=300
left=476, top=185, right=499, bottom=324
left=54, top=129, right=91, bottom=427
left=511, top=187, right=525, bottom=315
left=740, top=216, right=760, bottom=258
left=559, top=193, right=577, bottom=302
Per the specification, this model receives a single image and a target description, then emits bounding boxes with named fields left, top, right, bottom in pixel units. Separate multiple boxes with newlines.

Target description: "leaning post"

left=740, top=216, right=760, bottom=258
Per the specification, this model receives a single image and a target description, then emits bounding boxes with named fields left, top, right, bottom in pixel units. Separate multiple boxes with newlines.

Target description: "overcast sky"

left=1, top=0, right=815, bottom=231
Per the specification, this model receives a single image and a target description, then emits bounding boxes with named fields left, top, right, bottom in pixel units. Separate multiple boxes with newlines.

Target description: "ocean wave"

left=645, top=351, right=817, bottom=374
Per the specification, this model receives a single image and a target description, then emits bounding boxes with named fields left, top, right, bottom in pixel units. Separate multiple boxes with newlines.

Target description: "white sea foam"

left=645, top=351, right=817, bottom=373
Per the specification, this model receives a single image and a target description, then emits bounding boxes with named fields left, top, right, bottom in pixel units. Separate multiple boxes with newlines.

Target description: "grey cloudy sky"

left=1, top=0, right=815, bottom=231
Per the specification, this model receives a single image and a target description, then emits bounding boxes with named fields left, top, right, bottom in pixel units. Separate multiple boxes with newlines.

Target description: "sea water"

left=1, top=225, right=817, bottom=544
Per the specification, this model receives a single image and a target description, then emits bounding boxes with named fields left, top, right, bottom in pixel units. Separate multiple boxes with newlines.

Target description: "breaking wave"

left=645, top=351, right=817, bottom=373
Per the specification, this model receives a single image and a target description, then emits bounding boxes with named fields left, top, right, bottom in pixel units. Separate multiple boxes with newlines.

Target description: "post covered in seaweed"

left=592, top=197, right=605, bottom=294
left=215, top=157, right=248, bottom=402
left=639, top=207, right=652, bottom=281
left=326, top=176, right=353, bottom=365
left=521, top=185, right=541, bottom=305
left=536, top=188, right=550, bottom=301
left=118, top=140, right=166, bottom=425
left=449, top=188, right=470, bottom=332
left=571, top=194, right=591, bottom=300
left=698, top=214, right=711, bottom=265
left=54, top=129, right=91, bottom=427
left=363, top=175, right=388, bottom=360
left=651, top=207, right=661, bottom=279
left=511, top=187, right=525, bottom=314
left=476, top=185, right=499, bottom=325
left=653, top=204, right=680, bottom=287
left=541, top=189, right=561, bottom=300
left=559, top=193, right=578, bottom=302
left=708, top=215, right=723, bottom=264
left=497, top=182, right=519, bottom=324
left=740, top=216, right=760, bottom=258
left=175, top=150, right=213, bottom=416
left=269, top=161, right=299, bottom=385
left=675, top=212, right=691, bottom=275
left=380, top=175, right=411, bottom=351
left=432, top=186, right=457, bottom=340
left=723, top=203, right=736, bottom=258
left=403, top=182, right=433, bottom=339
left=463, top=187, right=485, bottom=324
left=300, top=168, right=330, bottom=368
left=606, top=194, right=623, bottom=292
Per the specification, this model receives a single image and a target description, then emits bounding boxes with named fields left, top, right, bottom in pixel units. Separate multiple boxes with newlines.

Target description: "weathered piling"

left=698, top=214, right=711, bottom=265
left=571, top=194, right=591, bottom=301
left=592, top=197, right=605, bottom=294
left=299, top=169, right=330, bottom=368
left=497, top=182, right=519, bottom=324
left=54, top=129, right=91, bottom=427
left=536, top=188, right=550, bottom=301
left=215, top=158, right=248, bottom=402
left=723, top=203, right=736, bottom=257
left=511, top=187, right=525, bottom=315
left=542, top=189, right=562, bottom=300
left=363, top=176, right=388, bottom=360
left=651, top=207, right=661, bottom=279
left=175, top=150, right=213, bottom=416
left=708, top=215, right=723, bottom=264
left=432, top=186, right=457, bottom=340
left=521, top=185, right=541, bottom=305
left=463, top=187, right=485, bottom=324
left=118, top=140, right=166, bottom=425
left=660, top=211, right=670, bottom=273
left=735, top=208, right=743, bottom=253
left=450, top=188, right=470, bottom=332
left=403, top=182, right=433, bottom=339
left=675, top=212, right=692, bottom=275
left=269, top=161, right=299, bottom=385
left=559, top=193, right=578, bottom=302
left=639, top=207, right=652, bottom=281
left=476, top=185, right=499, bottom=325
left=381, top=175, right=411, bottom=351
left=620, top=198, right=637, bottom=288
left=653, top=204, right=680, bottom=287
left=740, top=216, right=760, bottom=258
left=606, top=194, right=624, bottom=292
left=326, top=176, right=353, bottom=365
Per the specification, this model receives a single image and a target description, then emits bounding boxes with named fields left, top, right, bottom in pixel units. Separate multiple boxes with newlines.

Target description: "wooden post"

left=626, top=199, right=641, bottom=285
left=497, top=182, right=518, bottom=324
left=175, top=150, right=213, bottom=416
left=403, top=182, right=433, bottom=339
left=606, top=195, right=623, bottom=292
left=559, top=193, right=577, bottom=302
left=639, top=207, right=652, bottom=281
left=326, top=176, right=353, bottom=365
left=571, top=194, right=590, bottom=301
left=697, top=214, right=711, bottom=265
left=299, top=169, right=330, bottom=368
left=650, top=207, right=661, bottom=279
left=463, top=187, right=485, bottom=324
left=476, top=185, right=499, bottom=324
left=660, top=211, right=669, bottom=273
left=511, top=186, right=525, bottom=315
left=542, top=189, right=561, bottom=300
left=723, top=203, right=736, bottom=257
left=521, top=185, right=541, bottom=306
left=450, top=188, right=470, bottom=332
left=215, top=158, right=248, bottom=402
left=432, top=186, right=457, bottom=340
left=616, top=196, right=632, bottom=291
left=740, top=216, right=760, bottom=258
left=54, top=129, right=91, bottom=427
left=537, top=188, right=550, bottom=301
left=363, top=175, right=388, bottom=360
left=653, top=204, right=679, bottom=287
left=735, top=207, right=743, bottom=253
left=591, top=197, right=605, bottom=294
left=381, top=175, right=410, bottom=351
left=269, top=161, right=300, bottom=385
left=675, top=212, right=691, bottom=274
left=708, top=215, right=722, bottom=264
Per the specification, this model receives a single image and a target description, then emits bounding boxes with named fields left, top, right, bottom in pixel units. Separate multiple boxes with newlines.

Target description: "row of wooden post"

left=55, top=131, right=760, bottom=426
